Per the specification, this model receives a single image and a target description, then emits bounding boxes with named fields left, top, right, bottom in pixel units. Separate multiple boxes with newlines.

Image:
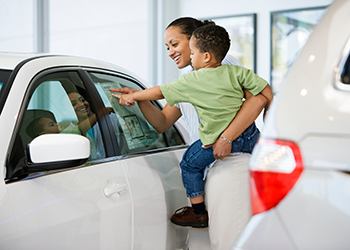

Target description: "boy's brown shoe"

left=170, top=206, right=208, bottom=228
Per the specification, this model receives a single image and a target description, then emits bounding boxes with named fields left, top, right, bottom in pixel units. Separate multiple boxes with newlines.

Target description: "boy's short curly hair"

left=26, top=117, right=45, bottom=139
left=192, top=24, right=230, bottom=62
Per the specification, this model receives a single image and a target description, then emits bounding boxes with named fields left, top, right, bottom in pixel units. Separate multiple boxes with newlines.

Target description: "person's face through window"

left=189, top=36, right=206, bottom=71
left=39, top=117, right=60, bottom=135
left=164, top=26, right=191, bottom=69
left=68, top=92, right=91, bottom=121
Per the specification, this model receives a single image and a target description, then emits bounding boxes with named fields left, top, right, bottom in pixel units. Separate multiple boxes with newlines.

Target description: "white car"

left=0, top=52, right=190, bottom=249
left=233, top=0, right=350, bottom=249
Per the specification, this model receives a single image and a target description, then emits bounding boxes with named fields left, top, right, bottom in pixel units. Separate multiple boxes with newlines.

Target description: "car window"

left=87, top=72, right=184, bottom=154
left=0, top=69, right=12, bottom=93
left=341, top=55, right=350, bottom=85
left=26, top=71, right=108, bottom=160
left=6, top=71, right=108, bottom=180
left=0, top=69, right=13, bottom=113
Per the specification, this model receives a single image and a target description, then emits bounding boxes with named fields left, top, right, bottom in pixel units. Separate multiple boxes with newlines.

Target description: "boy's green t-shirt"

left=160, top=64, right=268, bottom=145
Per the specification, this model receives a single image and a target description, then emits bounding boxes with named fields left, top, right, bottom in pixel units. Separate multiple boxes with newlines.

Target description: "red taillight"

left=250, top=139, right=304, bottom=215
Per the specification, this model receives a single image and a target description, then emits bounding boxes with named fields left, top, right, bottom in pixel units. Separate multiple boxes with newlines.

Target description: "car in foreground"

left=233, top=0, right=350, bottom=249
left=0, top=52, right=190, bottom=249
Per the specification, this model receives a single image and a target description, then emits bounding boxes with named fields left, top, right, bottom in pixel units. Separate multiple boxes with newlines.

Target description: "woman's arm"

left=259, top=84, right=274, bottom=120
left=110, top=87, right=182, bottom=133
left=210, top=92, right=268, bottom=160
left=140, top=102, right=182, bottom=133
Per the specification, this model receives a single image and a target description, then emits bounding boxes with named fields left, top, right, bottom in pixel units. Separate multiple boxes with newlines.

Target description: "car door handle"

left=103, top=182, right=127, bottom=198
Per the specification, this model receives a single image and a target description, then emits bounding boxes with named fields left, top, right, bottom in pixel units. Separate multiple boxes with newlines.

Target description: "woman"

left=111, top=17, right=267, bottom=250
left=113, top=17, right=266, bottom=158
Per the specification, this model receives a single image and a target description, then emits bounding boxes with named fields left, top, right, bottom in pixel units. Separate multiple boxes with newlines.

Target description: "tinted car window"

left=87, top=72, right=184, bottom=154
left=26, top=71, right=115, bottom=160
left=341, top=55, right=350, bottom=84
left=0, top=69, right=13, bottom=112
left=0, top=69, right=12, bottom=92
left=6, top=71, right=112, bottom=180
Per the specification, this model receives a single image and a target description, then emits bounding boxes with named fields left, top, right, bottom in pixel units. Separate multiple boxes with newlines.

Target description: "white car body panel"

left=277, top=169, right=350, bottom=250
left=4, top=161, right=132, bottom=250
left=300, top=135, right=350, bottom=170
left=235, top=169, right=350, bottom=250
left=233, top=0, right=350, bottom=249
left=0, top=186, right=16, bottom=243
left=0, top=53, right=189, bottom=249
left=233, top=211, right=295, bottom=250
left=122, top=149, right=188, bottom=249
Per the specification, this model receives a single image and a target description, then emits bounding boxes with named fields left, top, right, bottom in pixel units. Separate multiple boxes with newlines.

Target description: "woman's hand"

left=202, top=138, right=232, bottom=160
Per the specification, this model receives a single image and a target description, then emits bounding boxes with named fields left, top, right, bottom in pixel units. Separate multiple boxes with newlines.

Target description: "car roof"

left=0, top=52, right=48, bottom=70
left=0, top=52, right=122, bottom=70
left=0, top=52, right=148, bottom=85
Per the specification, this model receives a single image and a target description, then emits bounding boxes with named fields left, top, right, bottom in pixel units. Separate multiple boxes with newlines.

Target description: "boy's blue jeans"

left=180, top=122, right=259, bottom=198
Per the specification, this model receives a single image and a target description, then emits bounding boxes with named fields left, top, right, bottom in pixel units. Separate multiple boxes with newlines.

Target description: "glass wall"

left=0, top=0, right=149, bottom=83
left=49, top=0, right=148, bottom=82
left=0, top=0, right=35, bottom=52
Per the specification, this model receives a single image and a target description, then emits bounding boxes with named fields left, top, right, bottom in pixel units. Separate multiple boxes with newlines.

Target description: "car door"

left=3, top=67, right=133, bottom=250
left=86, top=70, right=190, bottom=250
left=0, top=68, right=18, bottom=248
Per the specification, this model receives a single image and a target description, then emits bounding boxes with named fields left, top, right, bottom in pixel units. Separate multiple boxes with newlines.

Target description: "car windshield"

left=0, top=69, right=13, bottom=115
left=0, top=69, right=12, bottom=98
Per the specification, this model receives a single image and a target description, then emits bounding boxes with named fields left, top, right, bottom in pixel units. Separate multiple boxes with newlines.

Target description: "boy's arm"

left=112, top=86, right=164, bottom=107
left=110, top=87, right=182, bottom=133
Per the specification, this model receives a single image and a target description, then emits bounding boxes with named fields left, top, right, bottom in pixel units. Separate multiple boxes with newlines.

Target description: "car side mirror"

left=26, top=134, right=90, bottom=171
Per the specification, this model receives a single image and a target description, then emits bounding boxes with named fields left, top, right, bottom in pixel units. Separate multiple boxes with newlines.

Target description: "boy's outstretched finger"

left=109, top=88, right=119, bottom=93
left=112, top=93, right=121, bottom=98
left=110, top=87, right=133, bottom=94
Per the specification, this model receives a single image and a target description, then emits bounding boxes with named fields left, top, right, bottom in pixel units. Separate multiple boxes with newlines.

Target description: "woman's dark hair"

left=166, top=17, right=215, bottom=39
left=192, top=25, right=230, bottom=62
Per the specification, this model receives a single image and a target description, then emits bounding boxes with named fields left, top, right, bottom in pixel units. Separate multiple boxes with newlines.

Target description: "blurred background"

left=0, top=0, right=333, bottom=91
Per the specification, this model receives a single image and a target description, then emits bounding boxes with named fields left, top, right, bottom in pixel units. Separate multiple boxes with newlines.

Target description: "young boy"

left=26, top=112, right=61, bottom=139
left=112, top=24, right=273, bottom=228
left=25, top=108, right=90, bottom=140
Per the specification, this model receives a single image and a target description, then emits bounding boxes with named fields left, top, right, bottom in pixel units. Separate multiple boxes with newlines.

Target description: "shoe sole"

left=171, top=218, right=208, bottom=228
